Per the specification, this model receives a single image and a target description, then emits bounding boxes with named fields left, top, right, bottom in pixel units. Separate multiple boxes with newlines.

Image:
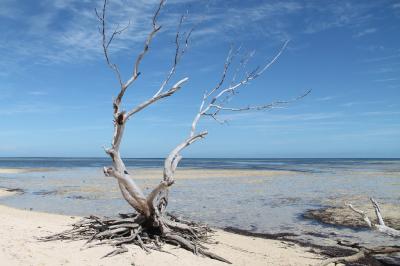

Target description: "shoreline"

left=0, top=188, right=325, bottom=265
left=0, top=167, right=299, bottom=183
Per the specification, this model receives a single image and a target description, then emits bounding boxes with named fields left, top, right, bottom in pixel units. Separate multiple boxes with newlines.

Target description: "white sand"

left=0, top=189, right=324, bottom=265
left=0, top=168, right=54, bottom=174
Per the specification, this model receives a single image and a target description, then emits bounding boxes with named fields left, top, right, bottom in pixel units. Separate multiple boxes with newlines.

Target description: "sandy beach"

left=0, top=168, right=55, bottom=174
left=0, top=189, right=325, bottom=266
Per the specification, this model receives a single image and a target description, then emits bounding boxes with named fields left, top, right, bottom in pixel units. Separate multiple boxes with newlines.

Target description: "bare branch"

left=196, top=41, right=291, bottom=123
left=107, top=22, right=130, bottom=50
left=346, top=203, right=372, bottom=227
left=154, top=41, right=306, bottom=202
left=231, top=49, right=254, bottom=86
left=208, top=89, right=311, bottom=113
left=96, top=0, right=125, bottom=90
left=114, top=0, right=165, bottom=112
left=370, top=197, right=385, bottom=226
left=125, top=77, right=188, bottom=120
left=255, top=40, right=289, bottom=77
left=153, top=14, right=193, bottom=97
left=205, top=47, right=236, bottom=98
left=346, top=199, right=400, bottom=237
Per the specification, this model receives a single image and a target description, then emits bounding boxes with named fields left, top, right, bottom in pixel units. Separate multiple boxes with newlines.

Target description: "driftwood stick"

left=346, top=198, right=400, bottom=237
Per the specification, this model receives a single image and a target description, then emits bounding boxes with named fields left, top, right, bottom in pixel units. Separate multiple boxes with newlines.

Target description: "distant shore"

left=0, top=188, right=324, bottom=265
left=0, top=166, right=295, bottom=179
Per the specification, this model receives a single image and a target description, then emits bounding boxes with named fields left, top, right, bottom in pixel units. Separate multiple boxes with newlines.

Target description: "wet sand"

left=0, top=189, right=324, bottom=266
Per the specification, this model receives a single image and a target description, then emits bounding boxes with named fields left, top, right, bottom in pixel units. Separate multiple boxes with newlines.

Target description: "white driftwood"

left=346, top=198, right=400, bottom=237
left=98, top=0, right=191, bottom=218
left=99, top=0, right=310, bottom=241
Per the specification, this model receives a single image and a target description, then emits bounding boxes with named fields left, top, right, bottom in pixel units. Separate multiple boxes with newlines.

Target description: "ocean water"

left=0, top=157, right=399, bottom=172
left=0, top=157, right=399, bottom=247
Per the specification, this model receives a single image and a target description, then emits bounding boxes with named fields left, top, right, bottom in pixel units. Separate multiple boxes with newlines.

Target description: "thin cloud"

left=373, top=78, right=399, bottom=82
left=28, top=91, right=48, bottom=96
left=0, top=103, right=85, bottom=116
left=218, top=111, right=343, bottom=123
left=303, top=1, right=377, bottom=34
left=341, top=100, right=383, bottom=107
left=363, top=53, right=400, bottom=63
left=315, top=96, right=335, bottom=101
left=361, top=111, right=400, bottom=116
left=353, top=27, right=376, bottom=38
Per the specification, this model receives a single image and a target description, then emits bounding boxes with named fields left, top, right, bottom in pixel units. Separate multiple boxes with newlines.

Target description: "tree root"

left=39, top=212, right=231, bottom=264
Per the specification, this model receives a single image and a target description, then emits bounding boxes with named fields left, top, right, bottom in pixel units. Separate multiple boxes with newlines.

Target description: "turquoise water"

left=0, top=158, right=399, bottom=247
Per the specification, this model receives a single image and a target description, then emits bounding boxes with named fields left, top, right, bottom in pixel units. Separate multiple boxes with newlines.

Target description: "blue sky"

left=0, top=0, right=399, bottom=158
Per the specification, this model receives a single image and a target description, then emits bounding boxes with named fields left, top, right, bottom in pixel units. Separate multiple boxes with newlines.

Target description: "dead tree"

left=40, top=0, right=309, bottom=262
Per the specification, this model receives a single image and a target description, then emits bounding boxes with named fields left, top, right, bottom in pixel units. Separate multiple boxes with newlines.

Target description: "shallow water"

left=0, top=158, right=399, bottom=247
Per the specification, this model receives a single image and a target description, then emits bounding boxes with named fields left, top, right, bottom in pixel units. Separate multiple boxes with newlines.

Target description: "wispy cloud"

left=28, top=91, right=48, bottom=96
left=0, top=0, right=190, bottom=68
left=361, top=111, right=400, bottom=116
left=341, top=100, right=383, bottom=107
left=353, top=27, right=376, bottom=38
left=218, top=111, right=343, bottom=123
left=333, top=127, right=400, bottom=139
left=365, top=67, right=398, bottom=74
left=0, top=0, right=398, bottom=78
left=0, top=103, right=85, bottom=116
left=303, top=1, right=377, bottom=34
left=373, top=78, right=399, bottom=82
left=363, top=53, right=400, bottom=63
left=315, top=96, right=335, bottom=101
left=0, top=0, right=394, bottom=69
